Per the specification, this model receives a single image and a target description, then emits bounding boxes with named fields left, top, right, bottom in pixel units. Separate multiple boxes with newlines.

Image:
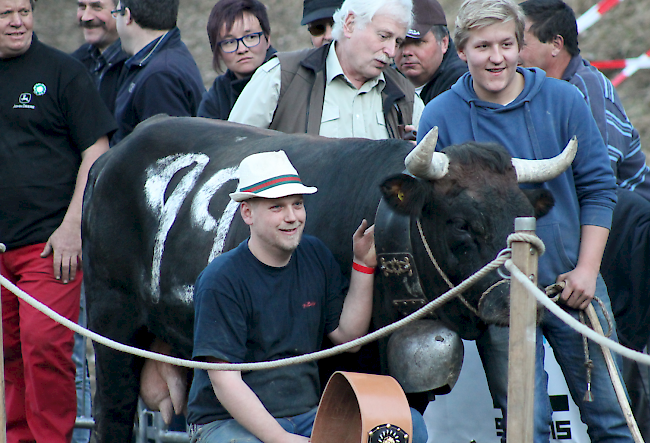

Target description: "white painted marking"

left=177, top=285, right=195, bottom=305
left=144, top=154, right=210, bottom=303
left=190, top=166, right=240, bottom=263
left=190, top=167, right=238, bottom=232
left=210, top=199, right=240, bottom=262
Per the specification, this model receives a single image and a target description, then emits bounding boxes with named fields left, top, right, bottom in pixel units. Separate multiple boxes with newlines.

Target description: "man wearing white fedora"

left=186, top=151, right=391, bottom=443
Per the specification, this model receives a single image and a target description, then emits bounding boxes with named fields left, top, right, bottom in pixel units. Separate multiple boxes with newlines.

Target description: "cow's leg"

left=92, top=340, right=145, bottom=443
left=87, top=287, right=149, bottom=443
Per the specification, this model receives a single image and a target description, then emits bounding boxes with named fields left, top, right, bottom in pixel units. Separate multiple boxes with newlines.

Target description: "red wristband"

left=352, top=262, right=375, bottom=275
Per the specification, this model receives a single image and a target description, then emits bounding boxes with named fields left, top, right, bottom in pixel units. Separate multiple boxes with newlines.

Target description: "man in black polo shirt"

left=0, top=0, right=116, bottom=441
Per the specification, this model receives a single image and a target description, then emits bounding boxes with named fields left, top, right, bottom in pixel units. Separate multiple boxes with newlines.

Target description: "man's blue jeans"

left=476, top=275, right=633, bottom=442
left=72, top=288, right=92, bottom=443
left=189, top=407, right=428, bottom=443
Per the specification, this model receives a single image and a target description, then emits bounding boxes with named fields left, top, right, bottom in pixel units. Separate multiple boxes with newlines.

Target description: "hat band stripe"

left=241, top=174, right=303, bottom=194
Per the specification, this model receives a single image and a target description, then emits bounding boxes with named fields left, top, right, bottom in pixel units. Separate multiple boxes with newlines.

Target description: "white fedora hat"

left=230, top=151, right=318, bottom=202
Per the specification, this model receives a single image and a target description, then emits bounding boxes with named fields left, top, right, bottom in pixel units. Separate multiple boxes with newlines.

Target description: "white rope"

left=0, top=248, right=509, bottom=371
left=5, top=231, right=648, bottom=371
left=505, top=260, right=650, bottom=366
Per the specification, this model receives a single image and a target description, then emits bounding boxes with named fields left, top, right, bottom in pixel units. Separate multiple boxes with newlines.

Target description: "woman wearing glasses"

left=198, top=0, right=276, bottom=120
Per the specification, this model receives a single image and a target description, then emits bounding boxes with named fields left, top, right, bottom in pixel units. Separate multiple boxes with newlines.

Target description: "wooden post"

left=507, top=217, right=539, bottom=443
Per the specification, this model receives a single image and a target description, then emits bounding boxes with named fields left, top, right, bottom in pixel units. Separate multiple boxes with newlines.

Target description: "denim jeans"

left=477, top=275, right=633, bottom=442
left=71, top=289, right=92, bottom=443
left=189, top=407, right=428, bottom=443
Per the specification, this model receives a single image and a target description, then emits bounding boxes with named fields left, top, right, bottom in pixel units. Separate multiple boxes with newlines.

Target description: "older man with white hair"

left=229, top=0, right=423, bottom=139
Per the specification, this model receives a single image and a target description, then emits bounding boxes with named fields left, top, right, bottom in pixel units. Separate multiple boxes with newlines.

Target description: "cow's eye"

left=451, top=218, right=470, bottom=233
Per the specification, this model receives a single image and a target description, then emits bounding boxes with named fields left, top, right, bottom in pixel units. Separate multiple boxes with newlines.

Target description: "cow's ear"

left=522, top=189, right=555, bottom=218
left=380, top=174, right=425, bottom=216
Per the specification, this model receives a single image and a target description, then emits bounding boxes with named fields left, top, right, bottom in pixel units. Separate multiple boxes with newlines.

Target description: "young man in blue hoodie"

left=417, top=0, right=632, bottom=441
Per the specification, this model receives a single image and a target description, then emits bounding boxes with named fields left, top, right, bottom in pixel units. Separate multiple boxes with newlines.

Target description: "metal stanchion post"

left=1, top=242, right=6, bottom=443
left=507, top=218, right=539, bottom=443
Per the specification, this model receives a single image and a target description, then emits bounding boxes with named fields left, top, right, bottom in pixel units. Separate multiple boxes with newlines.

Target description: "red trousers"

left=1, top=243, right=80, bottom=443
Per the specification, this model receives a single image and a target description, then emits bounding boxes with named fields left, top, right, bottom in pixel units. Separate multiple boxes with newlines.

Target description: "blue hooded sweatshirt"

left=417, top=67, right=617, bottom=286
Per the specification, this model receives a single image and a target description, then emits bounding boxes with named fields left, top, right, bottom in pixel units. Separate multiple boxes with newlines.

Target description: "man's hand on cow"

left=556, top=265, right=598, bottom=311
left=352, top=219, right=376, bottom=268
left=40, top=219, right=82, bottom=283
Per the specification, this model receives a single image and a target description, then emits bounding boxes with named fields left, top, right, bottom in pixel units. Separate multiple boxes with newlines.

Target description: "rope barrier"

left=0, top=247, right=508, bottom=371
left=577, top=0, right=624, bottom=33
left=505, top=259, right=650, bottom=366
left=3, top=231, right=650, bottom=373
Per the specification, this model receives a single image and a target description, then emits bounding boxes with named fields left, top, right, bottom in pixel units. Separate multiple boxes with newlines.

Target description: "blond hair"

left=453, top=0, right=525, bottom=51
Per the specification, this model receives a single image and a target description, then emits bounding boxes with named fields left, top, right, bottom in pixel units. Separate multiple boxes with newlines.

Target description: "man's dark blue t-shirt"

left=187, top=235, right=347, bottom=425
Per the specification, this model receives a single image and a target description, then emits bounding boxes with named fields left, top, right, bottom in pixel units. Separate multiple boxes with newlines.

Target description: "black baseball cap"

left=406, top=0, right=447, bottom=39
left=301, top=0, right=343, bottom=25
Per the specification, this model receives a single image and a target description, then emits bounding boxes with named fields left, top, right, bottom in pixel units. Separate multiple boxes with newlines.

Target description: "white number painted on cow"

left=144, top=154, right=239, bottom=303
left=190, top=167, right=240, bottom=262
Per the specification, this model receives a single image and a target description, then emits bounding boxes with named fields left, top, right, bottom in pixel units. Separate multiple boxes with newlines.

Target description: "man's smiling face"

left=458, top=20, right=522, bottom=104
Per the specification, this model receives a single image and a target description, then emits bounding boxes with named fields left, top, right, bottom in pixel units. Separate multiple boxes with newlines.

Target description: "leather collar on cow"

left=374, top=196, right=429, bottom=318
left=374, top=196, right=484, bottom=320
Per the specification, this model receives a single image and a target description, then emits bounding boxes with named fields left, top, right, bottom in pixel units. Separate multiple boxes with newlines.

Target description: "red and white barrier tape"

left=577, top=0, right=623, bottom=33
left=591, top=49, right=650, bottom=87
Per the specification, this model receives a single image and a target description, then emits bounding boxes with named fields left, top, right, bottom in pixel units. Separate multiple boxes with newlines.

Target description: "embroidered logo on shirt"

left=13, top=92, right=35, bottom=109
left=33, top=83, right=46, bottom=96
left=302, top=301, right=316, bottom=309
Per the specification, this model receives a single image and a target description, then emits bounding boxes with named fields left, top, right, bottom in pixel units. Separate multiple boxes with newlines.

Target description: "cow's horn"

left=405, top=127, right=449, bottom=180
left=512, top=137, right=578, bottom=183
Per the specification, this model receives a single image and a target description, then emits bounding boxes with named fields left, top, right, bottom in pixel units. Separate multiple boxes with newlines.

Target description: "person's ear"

left=343, top=12, right=355, bottom=37
left=240, top=201, right=254, bottom=226
left=551, top=34, right=564, bottom=57
left=440, top=34, right=449, bottom=54
left=124, top=6, right=134, bottom=24
left=457, top=47, right=467, bottom=62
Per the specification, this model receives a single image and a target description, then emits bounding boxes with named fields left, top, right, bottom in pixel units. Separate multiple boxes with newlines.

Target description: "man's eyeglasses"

left=110, top=6, right=127, bottom=18
left=308, top=19, right=334, bottom=37
left=217, top=32, right=265, bottom=53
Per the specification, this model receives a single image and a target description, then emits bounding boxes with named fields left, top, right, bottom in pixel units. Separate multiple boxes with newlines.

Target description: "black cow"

left=83, top=116, right=572, bottom=442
